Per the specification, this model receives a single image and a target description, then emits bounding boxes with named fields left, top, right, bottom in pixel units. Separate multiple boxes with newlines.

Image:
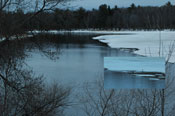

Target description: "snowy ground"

left=104, top=57, right=165, bottom=73
left=29, top=30, right=132, bottom=35
left=92, top=31, right=175, bottom=63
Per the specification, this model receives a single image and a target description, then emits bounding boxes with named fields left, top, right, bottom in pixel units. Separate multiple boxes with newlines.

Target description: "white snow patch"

left=93, top=31, right=175, bottom=62
left=134, top=74, right=156, bottom=77
left=149, top=78, right=160, bottom=81
left=0, top=37, right=5, bottom=42
left=29, top=30, right=146, bottom=35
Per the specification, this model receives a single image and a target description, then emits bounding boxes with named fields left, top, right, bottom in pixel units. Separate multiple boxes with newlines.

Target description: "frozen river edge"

left=91, top=30, right=175, bottom=63
left=28, top=30, right=175, bottom=63
left=1, top=30, right=175, bottom=63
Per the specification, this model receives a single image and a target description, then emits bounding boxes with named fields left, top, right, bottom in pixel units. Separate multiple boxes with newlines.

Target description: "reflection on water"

left=24, top=34, right=166, bottom=115
left=26, top=34, right=165, bottom=90
left=104, top=70, right=165, bottom=89
left=24, top=34, right=136, bottom=115
left=1, top=33, right=175, bottom=115
left=26, top=43, right=135, bottom=86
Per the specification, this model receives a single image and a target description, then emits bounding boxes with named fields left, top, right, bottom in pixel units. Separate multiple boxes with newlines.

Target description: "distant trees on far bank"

left=27, top=1, right=175, bottom=30
left=1, top=1, right=175, bottom=32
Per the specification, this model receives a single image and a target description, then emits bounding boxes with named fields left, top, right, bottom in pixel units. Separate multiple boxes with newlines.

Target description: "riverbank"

left=2, top=30, right=175, bottom=63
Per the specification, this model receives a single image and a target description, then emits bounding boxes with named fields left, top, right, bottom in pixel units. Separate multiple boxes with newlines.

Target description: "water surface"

left=24, top=34, right=166, bottom=115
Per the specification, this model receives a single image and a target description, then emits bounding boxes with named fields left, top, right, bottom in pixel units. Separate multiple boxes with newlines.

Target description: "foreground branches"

left=0, top=36, right=71, bottom=116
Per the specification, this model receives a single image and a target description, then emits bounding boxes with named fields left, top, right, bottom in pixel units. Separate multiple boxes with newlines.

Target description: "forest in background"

left=1, top=0, right=175, bottom=115
left=1, top=1, right=175, bottom=32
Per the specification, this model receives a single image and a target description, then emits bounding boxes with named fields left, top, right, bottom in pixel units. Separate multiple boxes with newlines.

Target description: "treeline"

left=1, top=1, right=175, bottom=31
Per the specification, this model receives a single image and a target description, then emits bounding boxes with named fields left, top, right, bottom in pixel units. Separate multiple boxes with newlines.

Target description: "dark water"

left=0, top=33, right=173, bottom=115
left=104, top=70, right=165, bottom=89
left=24, top=34, right=136, bottom=115
left=26, top=43, right=136, bottom=86
left=25, top=34, right=165, bottom=89
left=23, top=34, right=167, bottom=115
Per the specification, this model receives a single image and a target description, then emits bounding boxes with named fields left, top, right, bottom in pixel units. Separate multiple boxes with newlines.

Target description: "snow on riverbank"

left=0, top=35, right=33, bottom=42
left=2, top=30, right=175, bottom=63
left=27, top=30, right=175, bottom=63
left=30, top=29, right=173, bottom=34
left=29, top=30, right=132, bottom=35
left=93, top=31, right=175, bottom=62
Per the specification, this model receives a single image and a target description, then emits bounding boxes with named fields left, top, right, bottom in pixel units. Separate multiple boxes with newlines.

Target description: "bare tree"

left=0, top=44, right=71, bottom=116
left=0, top=10, right=72, bottom=114
left=79, top=43, right=175, bottom=116
left=0, top=0, right=71, bottom=41
left=79, top=76, right=175, bottom=116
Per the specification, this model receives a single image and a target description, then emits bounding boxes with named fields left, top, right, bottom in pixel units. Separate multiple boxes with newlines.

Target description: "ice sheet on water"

left=93, top=31, right=175, bottom=62
left=26, top=30, right=175, bottom=63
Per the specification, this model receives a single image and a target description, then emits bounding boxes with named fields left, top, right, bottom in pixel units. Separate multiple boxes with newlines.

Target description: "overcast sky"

left=64, top=0, right=175, bottom=10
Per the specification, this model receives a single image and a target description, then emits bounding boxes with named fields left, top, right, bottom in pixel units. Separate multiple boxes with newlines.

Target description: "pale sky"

left=64, top=0, right=175, bottom=10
